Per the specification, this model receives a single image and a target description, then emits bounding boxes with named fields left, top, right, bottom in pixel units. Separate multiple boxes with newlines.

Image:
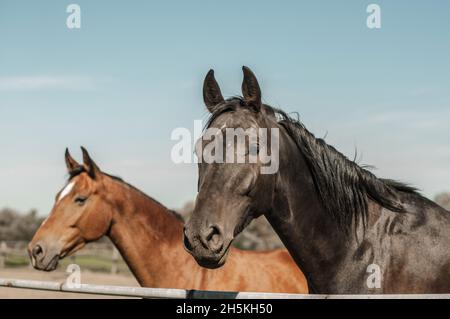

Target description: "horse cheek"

left=78, top=209, right=112, bottom=241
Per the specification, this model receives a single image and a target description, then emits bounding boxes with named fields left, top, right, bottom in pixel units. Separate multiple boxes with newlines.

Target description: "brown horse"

left=28, top=147, right=308, bottom=293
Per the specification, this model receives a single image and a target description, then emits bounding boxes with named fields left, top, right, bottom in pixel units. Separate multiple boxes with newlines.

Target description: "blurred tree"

left=0, top=208, right=44, bottom=241
left=177, top=201, right=195, bottom=218
left=434, top=192, right=450, bottom=211
left=233, top=216, right=284, bottom=251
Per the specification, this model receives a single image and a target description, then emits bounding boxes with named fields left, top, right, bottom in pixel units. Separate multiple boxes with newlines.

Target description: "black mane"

left=206, top=97, right=420, bottom=232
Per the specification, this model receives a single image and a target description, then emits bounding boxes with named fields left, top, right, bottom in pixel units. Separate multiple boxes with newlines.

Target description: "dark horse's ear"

left=203, top=69, right=224, bottom=113
left=81, top=146, right=101, bottom=179
left=241, top=66, right=262, bottom=112
left=65, top=148, right=80, bottom=173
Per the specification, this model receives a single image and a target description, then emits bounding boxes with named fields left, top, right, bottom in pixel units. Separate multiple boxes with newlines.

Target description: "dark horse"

left=184, top=66, right=450, bottom=294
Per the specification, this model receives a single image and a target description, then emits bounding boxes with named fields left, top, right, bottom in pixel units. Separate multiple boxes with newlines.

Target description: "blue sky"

left=0, top=1, right=449, bottom=216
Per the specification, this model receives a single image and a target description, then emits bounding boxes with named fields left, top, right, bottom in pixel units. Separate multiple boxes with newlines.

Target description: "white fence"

left=1, top=241, right=449, bottom=299
left=0, top=278, right=449, bottom=299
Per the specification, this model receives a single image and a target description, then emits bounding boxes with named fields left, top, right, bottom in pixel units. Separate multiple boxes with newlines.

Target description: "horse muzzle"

left=183, top=225, right=233, bottom=269
left=28, top=242, right=61, bottom=271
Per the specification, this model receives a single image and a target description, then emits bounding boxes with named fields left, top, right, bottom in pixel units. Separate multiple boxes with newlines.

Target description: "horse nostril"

left=183, top=228, right=193, bottom=252
left=206, top=226, right=220, bottom=243
left=205, top=225, right=224, bottom=253
left=32, top=245, right=43, bottom=258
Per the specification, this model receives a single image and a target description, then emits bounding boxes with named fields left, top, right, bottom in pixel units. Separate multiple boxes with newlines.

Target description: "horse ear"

left=65, top=148, right=80, bottom=173
left=81, top=146, right=101, bottom=179
left=203, top=69, right=224, bottom=112
left=241, top=66, right=262, bottom=111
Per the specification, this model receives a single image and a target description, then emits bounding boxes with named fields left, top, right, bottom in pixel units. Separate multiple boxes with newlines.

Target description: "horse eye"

left=74, top=196, right=87, bottom=206
left=249, top=143, right=260, bottom=156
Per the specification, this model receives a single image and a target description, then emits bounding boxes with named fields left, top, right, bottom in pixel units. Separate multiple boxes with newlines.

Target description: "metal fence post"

left=0, top=241, right=7, bottom=268
left=111, top=247, right=119, bottom=275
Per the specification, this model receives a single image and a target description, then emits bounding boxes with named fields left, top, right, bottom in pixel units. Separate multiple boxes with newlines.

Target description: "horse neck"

left=105, top=180, right=189, bottom=287
left=265, top=127, right=351, bottom=293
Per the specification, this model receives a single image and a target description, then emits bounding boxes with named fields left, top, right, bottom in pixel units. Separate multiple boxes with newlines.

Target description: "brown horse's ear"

left=81, top=146, right=101, bottom=179
left=203, top=69, right=224, bottom=113
left=65, top=148, right=80, bottom=173
left=241, top=66, right=262, bottom=111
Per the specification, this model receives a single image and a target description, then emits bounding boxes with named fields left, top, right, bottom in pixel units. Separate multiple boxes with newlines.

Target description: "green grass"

left=5, top=255, right=29, bottom=267
left=60, top=255, right=130, bottom=274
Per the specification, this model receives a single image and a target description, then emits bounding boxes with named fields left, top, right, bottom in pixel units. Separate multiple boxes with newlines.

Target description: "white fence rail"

left=1, top=278, right=449, bottom=299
